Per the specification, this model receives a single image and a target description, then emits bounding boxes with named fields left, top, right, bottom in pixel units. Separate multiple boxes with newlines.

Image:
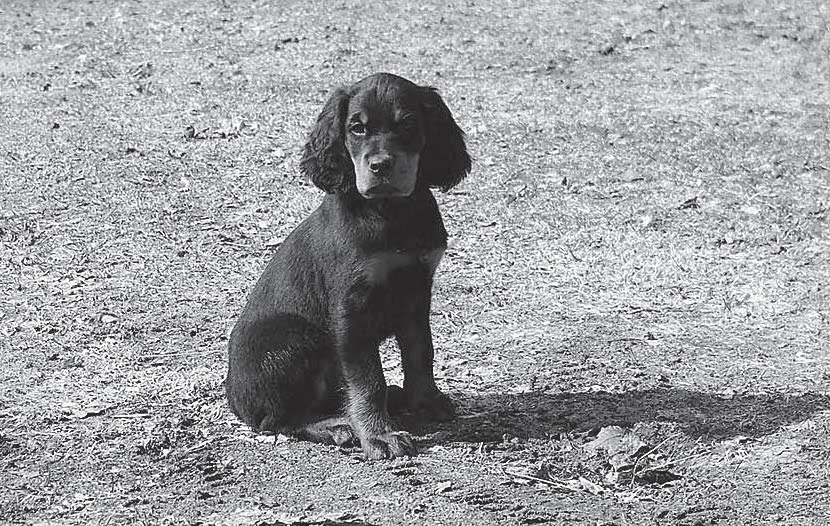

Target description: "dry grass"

left=2, top=1, right=829, bottom=525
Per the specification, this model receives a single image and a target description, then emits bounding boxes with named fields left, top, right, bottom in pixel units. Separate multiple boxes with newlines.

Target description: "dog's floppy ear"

left=300, top=88, right=354, bottom=193
left=418, top=87, right=471, bottom=192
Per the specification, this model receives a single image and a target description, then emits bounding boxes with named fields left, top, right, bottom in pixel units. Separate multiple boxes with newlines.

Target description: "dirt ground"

left=1, top=1, right=829, bottom=524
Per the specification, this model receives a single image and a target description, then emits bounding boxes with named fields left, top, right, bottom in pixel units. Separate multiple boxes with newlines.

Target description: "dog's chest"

left=359, top=247, right=445, bottom=288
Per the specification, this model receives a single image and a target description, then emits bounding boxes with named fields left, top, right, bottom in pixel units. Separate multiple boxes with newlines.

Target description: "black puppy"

left=225, top=73, right=471, bottom=459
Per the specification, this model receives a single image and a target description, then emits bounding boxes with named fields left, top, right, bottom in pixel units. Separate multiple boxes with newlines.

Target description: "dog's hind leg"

left=226, top=314, right=340, bottom=433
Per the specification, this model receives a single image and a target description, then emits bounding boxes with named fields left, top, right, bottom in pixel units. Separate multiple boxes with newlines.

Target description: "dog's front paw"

left=362, top=431, right=417, bottom=460
left=386, top=384, right=406, bottom=415
left=412, top=390, right=455, bottom=422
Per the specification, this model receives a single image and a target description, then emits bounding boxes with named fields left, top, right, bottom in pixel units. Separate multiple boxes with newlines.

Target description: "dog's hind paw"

left=295, top=418, right=357, bottom=447
left=362, top=431, right=417, bottom=460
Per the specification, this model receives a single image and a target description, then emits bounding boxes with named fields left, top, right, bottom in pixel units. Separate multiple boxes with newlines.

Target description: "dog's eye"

left=349, top=122, right=367, bottom=136
left=398, top=119, right=417, bottom=136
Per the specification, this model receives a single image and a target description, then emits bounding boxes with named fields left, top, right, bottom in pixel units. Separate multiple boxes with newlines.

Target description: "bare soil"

left=1, top=1, right=829, bottom=525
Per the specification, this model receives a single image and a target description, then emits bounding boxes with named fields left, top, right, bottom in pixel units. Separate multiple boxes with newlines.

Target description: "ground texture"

left=1, top=1, right=829, bottom=525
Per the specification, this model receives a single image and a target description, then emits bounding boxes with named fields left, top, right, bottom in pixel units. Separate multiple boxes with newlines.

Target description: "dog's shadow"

left=407, top=388, right=830, bottom=444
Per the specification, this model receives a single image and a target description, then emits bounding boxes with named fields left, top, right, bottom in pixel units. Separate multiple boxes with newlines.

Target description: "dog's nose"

left=368, top=156, right=393, bottom=175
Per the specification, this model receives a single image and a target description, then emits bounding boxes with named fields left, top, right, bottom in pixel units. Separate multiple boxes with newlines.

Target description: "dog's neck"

left=321, top=186, right=447, bottom=252
left=334, top=185, right=434, bottom=217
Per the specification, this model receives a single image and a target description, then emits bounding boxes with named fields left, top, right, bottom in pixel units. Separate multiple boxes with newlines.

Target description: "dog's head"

left=300, top=73, right=471, bottom=199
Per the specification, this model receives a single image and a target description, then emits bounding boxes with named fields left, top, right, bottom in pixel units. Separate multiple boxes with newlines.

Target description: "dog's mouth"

left=353, top=152, right=420, bottom=200
left=360, top=183, right=411, bottom=199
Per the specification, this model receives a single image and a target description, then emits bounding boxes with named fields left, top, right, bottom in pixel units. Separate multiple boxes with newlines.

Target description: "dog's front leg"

left=396, top=300, right=456, bottom=422
left=335, top=309, right=417, bottom=459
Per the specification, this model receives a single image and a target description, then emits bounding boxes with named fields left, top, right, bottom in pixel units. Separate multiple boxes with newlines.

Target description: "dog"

left=225, top=73, right=471, bottom=459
